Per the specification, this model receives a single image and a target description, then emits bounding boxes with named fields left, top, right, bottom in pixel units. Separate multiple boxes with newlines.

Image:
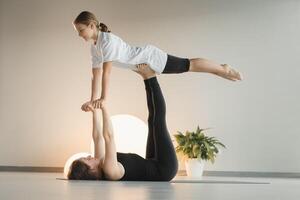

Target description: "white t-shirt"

left=91, top=31, right=168, bottom=74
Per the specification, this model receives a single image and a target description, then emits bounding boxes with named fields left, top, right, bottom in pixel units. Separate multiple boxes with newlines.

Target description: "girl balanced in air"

left=73, top=11, right=242, bottom=112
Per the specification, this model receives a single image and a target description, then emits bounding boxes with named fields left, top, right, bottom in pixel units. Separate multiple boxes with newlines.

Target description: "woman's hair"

left=67, top=159, right=101, bottom=180
left=73, top=11, right=111, bottom=32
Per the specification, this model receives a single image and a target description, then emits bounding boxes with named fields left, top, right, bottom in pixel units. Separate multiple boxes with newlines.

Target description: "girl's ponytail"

left=99, top=23, right=111, bottom=33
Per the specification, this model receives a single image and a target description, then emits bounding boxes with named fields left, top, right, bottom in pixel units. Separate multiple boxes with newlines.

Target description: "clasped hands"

left=81, top=98, right=106, bottom=112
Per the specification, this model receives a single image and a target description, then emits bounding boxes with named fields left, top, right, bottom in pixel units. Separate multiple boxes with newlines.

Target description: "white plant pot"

left=185, top=158, right=204, bottom=178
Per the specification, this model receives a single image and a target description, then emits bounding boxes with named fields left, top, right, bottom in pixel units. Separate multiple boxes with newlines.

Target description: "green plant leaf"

left=175, top=126, right=225, bottom=161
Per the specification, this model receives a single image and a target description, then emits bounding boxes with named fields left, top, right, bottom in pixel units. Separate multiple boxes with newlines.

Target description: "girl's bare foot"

left=217, top=64, right=243, bottom=81
left=133, top=63, right=156, bottom=80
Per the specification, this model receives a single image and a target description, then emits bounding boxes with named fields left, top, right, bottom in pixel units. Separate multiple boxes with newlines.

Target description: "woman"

left=68, top=64, right=178, bottom=181
left=73, top=11, right=243, bottom=112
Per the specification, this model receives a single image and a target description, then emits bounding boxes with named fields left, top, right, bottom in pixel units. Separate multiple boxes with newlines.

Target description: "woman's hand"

left=133, top=63, right=156, bottom=79
left=92, top=98, right=106, bottom=109
left=135, top=63, right=149, bottom=70
left=81, top=101, right=94, bottom=112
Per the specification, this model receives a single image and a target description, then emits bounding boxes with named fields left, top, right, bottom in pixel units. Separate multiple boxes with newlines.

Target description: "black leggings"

left=144, top=77, right=178, bottom=180
left=162, top=54, right=190, bottom=74
left=116, top=77, right=178, bottom=181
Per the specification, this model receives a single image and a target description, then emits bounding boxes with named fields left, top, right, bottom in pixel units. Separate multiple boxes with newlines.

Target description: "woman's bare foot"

left=133, top=63, right=156, bottom=80
left=217, top=64, right=243, bottom=81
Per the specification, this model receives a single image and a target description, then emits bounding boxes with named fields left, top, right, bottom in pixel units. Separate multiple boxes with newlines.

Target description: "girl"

left=68, top=65, right=178, bottom=181
left=73, top=11, right=242, bottom=111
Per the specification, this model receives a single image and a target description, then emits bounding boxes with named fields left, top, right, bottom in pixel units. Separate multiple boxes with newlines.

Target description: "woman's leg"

left=144, top=76, right=178, bottom=181
left=145, top=84, right=156, bottom=159
left=134, top=64, right=157, bottom=159
left=189, top=58, right=242, bottom=81
left=135, top=64, right=178, bottom=180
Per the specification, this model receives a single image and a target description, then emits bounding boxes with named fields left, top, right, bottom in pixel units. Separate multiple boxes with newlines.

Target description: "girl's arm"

left=81, top=67, right=102, bottom=112
left=91, top=68, right=102, bottom=101
left=84, top=61, right=112, bottom=111
left=101, top=104, right=125, bottom=180
left=100, top=61, right=113, bottom=100
left=90, top=61, right=112, bottom=111
left=92, top=109, right=105, bottom=160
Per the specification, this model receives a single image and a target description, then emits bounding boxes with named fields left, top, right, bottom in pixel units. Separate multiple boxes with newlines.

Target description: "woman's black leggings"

left=144, top=77, right=178, bottom=180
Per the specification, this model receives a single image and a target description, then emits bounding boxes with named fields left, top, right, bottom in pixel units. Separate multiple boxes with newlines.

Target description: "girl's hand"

left=92, top=98, right=106, bottom=109
left=81, top=101, right=94, bottom=112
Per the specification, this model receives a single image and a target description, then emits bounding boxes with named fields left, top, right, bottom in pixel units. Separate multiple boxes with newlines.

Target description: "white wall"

left=0, top=0, right=299, bottom=172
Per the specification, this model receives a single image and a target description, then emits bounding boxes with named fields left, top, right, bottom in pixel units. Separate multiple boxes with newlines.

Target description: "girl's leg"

left=162, top=55, right=242, bottom=81
left=144, top=77, right=178, bottom=181
left=189, top=58, right=242, bottom=81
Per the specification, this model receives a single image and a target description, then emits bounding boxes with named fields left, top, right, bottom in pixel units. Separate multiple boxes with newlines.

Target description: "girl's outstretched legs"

left=189, top=58, right=242, bottom=81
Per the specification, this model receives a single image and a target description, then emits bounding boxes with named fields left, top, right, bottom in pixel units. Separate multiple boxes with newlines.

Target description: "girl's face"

left=74, top=23, right=94, bottom=42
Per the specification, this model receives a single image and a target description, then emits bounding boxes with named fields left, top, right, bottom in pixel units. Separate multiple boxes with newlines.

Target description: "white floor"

left=1, top=172, right=300, bottom=200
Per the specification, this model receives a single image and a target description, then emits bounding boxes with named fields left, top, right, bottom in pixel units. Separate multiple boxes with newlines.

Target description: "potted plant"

left=174, top=126, right=226, bottom=177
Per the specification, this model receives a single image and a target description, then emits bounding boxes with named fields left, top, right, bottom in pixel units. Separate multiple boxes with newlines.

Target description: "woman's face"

left=74, top=23, right=94, bottom=42
left=81, top=155, right=100, bottom=169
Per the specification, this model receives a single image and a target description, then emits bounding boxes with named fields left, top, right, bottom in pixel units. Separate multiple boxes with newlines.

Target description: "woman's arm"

left=89, top=67, right=105, bottom=160
left=92, top=109, right=105, bottom=160
left=101, top=104, right=125, bottom=180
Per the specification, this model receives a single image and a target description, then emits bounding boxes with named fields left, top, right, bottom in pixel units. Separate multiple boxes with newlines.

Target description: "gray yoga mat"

left=56, top=178, right=269, bottom=184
